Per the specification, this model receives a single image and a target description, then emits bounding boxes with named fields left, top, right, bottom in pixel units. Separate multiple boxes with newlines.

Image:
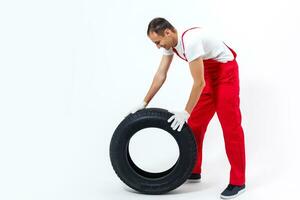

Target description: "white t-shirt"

left=163, top=27, right=234, bottom=63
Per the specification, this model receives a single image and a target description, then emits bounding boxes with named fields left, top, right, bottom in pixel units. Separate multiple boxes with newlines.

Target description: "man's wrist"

left=143, top=101, right=148, bottom=107
left=184, top=109, right=191, bottom=116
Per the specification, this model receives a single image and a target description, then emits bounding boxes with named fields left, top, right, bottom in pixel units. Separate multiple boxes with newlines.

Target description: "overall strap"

left=223, top=42, right=237, bottom=59
left=172, top=27, right=200, bottom=62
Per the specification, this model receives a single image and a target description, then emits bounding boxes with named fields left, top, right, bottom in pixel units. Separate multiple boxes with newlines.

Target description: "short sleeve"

left=184, top=38, right=205, bottom=62
left=162, top=48, right=174, bottom=55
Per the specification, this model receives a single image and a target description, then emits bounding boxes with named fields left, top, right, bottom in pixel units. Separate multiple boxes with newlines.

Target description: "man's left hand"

left=167, top=110, right=190, bottom=132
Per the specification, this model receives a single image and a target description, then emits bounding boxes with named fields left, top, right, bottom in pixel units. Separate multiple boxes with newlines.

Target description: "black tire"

left=109, top=108, right=197, bottom=194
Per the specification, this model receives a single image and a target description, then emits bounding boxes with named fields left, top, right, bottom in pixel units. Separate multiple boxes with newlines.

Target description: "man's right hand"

left=126, top=101, right=147, bottom=117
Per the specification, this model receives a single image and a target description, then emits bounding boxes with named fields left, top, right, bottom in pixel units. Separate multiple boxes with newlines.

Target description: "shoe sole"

left=186, top=179, right=201, bottom=183
left=220, top=188, right=246, bottom=199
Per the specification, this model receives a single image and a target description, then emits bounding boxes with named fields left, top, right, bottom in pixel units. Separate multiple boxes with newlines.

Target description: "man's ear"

left=164, top=29, right=171, bottom=36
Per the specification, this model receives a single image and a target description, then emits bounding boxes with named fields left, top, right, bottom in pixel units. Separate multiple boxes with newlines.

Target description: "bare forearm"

left=185, top=83, right=205, bottom=114
left=143, top=55, right=172, bottom=105
left=143, top=75, right=166, bottom=105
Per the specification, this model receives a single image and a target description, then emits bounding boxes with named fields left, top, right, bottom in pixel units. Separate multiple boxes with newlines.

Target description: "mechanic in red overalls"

left=129, top=17, right=246, bottom=199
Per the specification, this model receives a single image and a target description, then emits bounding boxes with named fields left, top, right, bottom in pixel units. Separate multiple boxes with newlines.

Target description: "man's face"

left=148, top=29, right=174, bottom=50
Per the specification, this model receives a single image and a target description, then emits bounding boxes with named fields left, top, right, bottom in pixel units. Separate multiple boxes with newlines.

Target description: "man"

left=129, top=17, right=246, bottom=199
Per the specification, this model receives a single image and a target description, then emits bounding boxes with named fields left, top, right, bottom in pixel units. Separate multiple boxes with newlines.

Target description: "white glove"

left=167, top=110, right=190, bottom=132
left=127, top=101, right=147, bottom=116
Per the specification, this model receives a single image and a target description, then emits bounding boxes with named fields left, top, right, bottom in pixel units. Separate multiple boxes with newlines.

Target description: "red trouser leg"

left=187, top=66, right=216, bottom=174
left=187, top=56, right=246, bottom=185
left=215, top=59, right=246, bottom=185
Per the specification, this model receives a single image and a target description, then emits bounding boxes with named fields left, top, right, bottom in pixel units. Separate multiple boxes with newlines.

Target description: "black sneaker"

left=220, top=184, right=246, bottom=199
left=188, top=173, right=201, bottom=180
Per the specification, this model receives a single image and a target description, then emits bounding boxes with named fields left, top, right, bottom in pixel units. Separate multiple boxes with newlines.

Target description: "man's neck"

left=173, top=30, right=178, bottom=48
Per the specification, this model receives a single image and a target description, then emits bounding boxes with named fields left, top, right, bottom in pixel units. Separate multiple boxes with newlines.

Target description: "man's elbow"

left=194, top=80, right=206, bottom=89
left=154, top=73, right=167, bottom=83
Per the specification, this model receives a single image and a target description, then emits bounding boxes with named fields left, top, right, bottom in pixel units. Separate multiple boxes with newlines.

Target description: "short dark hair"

left=147, top=17, right=175, bottom=36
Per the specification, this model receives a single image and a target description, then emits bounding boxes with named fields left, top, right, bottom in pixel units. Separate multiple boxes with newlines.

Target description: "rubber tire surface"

left=109, top=108, right=197, bottom=194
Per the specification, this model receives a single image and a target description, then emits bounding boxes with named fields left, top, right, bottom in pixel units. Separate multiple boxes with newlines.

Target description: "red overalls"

left=173, top=28, right=246, bottom=185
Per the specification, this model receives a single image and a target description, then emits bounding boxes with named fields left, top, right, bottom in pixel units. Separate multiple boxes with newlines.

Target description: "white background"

left=0, top=0, right=300, bottom=199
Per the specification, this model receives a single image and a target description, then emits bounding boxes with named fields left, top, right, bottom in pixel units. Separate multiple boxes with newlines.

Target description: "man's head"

left=147, top=18, right=178, bottom=50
